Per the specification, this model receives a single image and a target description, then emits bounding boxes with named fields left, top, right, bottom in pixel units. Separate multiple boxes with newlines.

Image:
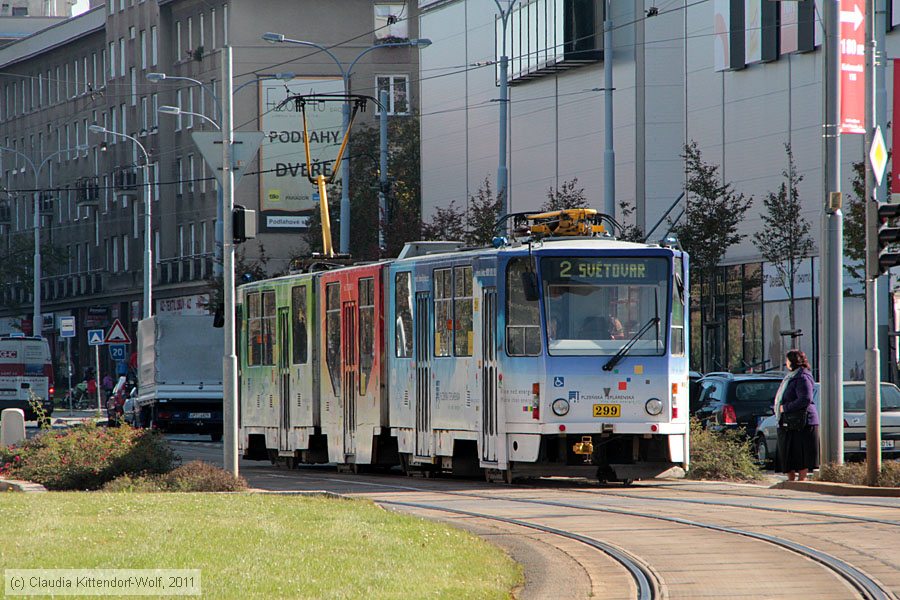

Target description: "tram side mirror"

left=521, top=272, right=539, bottom=302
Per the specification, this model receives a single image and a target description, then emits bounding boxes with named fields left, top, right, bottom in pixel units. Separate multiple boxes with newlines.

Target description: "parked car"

left=693, top=372, right=784, bottom=436
left=755, top=381, right=900, bottom=466
left=689, top=371, right=703, bottom=414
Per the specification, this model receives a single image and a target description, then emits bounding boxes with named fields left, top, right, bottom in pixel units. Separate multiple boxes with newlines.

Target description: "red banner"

left=839, top=0, right=865, bottom=134
left=893, top=59, right=900, bottom=194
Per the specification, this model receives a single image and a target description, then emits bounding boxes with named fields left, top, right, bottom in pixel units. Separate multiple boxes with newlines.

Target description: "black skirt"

left=777, top=425, right=819, bottom=472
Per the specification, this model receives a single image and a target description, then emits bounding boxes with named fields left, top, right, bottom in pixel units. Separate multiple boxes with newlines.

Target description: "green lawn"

left=0, top=493, right=521, bottom=599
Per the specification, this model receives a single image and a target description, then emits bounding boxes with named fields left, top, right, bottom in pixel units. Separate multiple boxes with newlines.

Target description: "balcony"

left=114, top=168, right=139, bottom=195
left=75, top=177, right=100, bottom=206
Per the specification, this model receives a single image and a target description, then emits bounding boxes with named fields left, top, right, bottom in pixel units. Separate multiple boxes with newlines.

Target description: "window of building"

left=174, top=90, right=182, bottom=130
left=176, top=157, right=183, bottom=194
left=497, top=0, right=600, bottom=84
left=151, top=26, right=158, bottom=66
left=358, top=277, right=375, bottom=394
left=154, top=229, right=160, bottom=264
left=176, top=21, right=182, bottom=58
left=325, top=282, right=341, bottom=395
left=394, top=271, right=413, bottom=358
left=291, top=285, right=308, bottom=364
left=187, top=154, right=195, bottom=191
left=453, top=266, right=473, bottom=356
left=122, top=234, right=129, bottom=271
left=11, top=6, right=27, bottom=15
left=375, top=75, right=409, bottom=115
left=223, top=4, right=228, bottom=45
left=187, top=88, right=194, bottom=128
left=91, top=53, right=97, bottom=89
left=119, top=39, right=125, bottom=77
left=374, top=3, right=408, bottom=41
left=129, top=26, right=135, bottom=40
left=130, top=68, right=136, bottom=105
left=211, top=9, right=217, bottom=49
left=141, top=96, right=148, bottom=131
left=506, top=258, right=541, bottom=356
left=187, top=17, right=193, bottom=55
left=140, top=30, right=147, bottom=69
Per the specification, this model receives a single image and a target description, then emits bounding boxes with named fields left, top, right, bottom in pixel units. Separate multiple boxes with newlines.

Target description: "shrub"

left=102, top=473, right=168, bottom=493
left=165, top=461, right=247, bottom=492
left=0, top=423, right=178, bottom=490
left=103, top=461, right=247, bottom=493
left=817, top=461, right=900, bottom=487
left=687, top=417, right=762, bottom=482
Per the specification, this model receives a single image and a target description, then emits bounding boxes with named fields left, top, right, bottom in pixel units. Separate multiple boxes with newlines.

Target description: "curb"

left=773, top=480, right=900, bottom=497
left=0, top=478, right=48, bottom=493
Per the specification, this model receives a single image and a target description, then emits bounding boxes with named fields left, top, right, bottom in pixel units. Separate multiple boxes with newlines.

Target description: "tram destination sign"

left=542, top=257, right=666, bottom=284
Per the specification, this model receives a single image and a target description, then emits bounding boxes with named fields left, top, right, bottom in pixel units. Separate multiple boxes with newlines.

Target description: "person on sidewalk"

left=776, top=349, right=819, bottom=481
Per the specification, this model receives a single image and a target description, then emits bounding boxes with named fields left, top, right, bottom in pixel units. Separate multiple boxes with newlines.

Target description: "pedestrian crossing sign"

left=88, top=329, right=105, bottom=346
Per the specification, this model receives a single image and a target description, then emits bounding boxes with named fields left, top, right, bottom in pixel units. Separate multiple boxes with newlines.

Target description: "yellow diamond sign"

left=870, top=126, right=888, bottom=186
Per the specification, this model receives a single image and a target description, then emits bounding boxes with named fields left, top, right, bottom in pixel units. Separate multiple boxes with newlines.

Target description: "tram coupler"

left=572, top=436, right=594, bottom=463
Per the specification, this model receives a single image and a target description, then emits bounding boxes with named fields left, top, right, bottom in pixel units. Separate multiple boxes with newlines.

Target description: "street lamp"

left=88, top=125, right=153, bottom=320
left=493, top=0, right=520, bottom=231
left=0, top=144, right=88, bottom=336
left=262, top=32, right=431, bottom=254
left=158, top=105, right=221, bottom=130
left=146, top=72, right=222, bottom=122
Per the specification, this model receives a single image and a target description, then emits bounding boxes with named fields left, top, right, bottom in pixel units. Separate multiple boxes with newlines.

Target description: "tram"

left=237, top=211, right=690, bottom=482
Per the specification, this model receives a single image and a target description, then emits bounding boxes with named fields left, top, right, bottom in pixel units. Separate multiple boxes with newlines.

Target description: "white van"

left=0, top=335, right=55, bottom=423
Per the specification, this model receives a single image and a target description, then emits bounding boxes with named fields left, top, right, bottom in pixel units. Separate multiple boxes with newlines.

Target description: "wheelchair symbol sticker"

left=553, top=376, right=565, bottom=387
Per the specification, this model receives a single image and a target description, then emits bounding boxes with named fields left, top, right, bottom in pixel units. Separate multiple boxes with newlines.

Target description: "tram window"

left=434, top=268, right=452, bottom=357
left=453, top=265, right=473, bottom=357
left=359, top=277, right=375, bottom=394
left=394, top=272, right=413, bottom=358
left=247, top=291, right=261, bottom=366
left=325, top=282, right=341, bottom=396
left=260, top=290, right=276, bottom=365
left=671, top=257, right=685, bottom=356
left=506, top=258, right=541, bottom=356
left=291, top=285, right=307, bottom=365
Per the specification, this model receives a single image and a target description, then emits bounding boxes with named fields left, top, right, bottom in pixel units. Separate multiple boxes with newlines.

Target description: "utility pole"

left=222, top=46, right=239, bottom=476
left=379, top=88, right=389, bottom=255
left=820, top=0, right=844, bottom=465
left=864, top=0, right=883, bottom=486
left=603, top=0, right=615, bottom=219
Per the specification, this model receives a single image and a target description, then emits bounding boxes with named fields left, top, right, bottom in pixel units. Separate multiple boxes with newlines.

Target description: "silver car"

left=754, top=381, right=900, bottom=466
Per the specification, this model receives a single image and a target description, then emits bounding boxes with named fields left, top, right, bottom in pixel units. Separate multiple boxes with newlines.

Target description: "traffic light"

left=877, top=202, right=900, bottom=274
left=233, top=205, right=257, bottom=244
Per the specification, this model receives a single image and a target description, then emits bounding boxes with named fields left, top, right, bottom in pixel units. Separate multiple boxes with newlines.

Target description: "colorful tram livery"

left=238, top=236, right=690, bottom=482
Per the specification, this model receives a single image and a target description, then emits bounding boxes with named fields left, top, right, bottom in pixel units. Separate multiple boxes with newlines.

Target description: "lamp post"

left=262, top=32, right=431, bottom=254
left=88, top=125, right=152, bottom=320
left=493, top=0, right=519, bottom=231
left=0, top=144, right=87, bottom=335
left=158, top=105, right=221, bottom=130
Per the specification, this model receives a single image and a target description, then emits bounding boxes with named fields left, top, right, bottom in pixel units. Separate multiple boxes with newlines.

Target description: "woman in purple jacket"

left=777, top=349, right=820, bottom=481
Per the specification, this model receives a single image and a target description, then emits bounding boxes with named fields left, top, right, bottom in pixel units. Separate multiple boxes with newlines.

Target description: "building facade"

left=416, top=0, right=885, bottom=377
left=0, top=0, right=422, bottom=384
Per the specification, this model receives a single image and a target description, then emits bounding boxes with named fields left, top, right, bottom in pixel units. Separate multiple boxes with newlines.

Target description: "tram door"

left=481, top=288, right=498, bottom=463
left=342, top=301, right=357, bottom=457
left=414, top=292, right=432, bottom=457
left=277, top=307, right=291, bottom=453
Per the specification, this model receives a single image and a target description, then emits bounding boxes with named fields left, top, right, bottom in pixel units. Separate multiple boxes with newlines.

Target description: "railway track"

left=170, top=442, right=899, bottom=599
left=287, top=471, right=897, bottom=600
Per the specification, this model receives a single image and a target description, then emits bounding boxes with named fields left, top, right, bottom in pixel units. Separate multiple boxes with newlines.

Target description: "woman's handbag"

left=781, top=410, right=807, bottom=431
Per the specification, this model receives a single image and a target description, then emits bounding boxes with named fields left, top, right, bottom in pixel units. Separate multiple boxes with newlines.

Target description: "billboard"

left=259, top=77, right=345, bottom=230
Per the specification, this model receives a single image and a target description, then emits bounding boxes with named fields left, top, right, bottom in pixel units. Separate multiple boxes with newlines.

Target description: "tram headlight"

left=645, top=398, right=664, bottom=416
left=551, top=398, right=570, bottom=416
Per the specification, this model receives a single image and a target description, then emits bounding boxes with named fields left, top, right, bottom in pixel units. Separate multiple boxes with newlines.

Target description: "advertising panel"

left=259, top=77, right=345, bottom=231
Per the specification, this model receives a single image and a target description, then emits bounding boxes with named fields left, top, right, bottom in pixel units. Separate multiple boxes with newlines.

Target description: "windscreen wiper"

left=602, top=317, right=660, bottom=372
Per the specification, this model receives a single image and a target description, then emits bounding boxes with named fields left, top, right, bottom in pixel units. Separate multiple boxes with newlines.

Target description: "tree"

left=671, top=141, right=752, bottom=291
left=616, top=200, right=645, bottom=243
left=752, top=144, right=814, bottom=332
left=541, top=178, right=589, bottom=211
left=421, top=176, right=502, bottom=247
left=295, top=116, right=423, bottom=261
left=205, top=243, right=271, bottom=312
left=0, top=233, right=67, bottom=311
left=844, top=160, right=868, bottom=283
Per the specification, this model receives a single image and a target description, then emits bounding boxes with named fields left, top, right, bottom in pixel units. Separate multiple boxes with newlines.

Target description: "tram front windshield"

left=542, top=257, right=668, bottom=356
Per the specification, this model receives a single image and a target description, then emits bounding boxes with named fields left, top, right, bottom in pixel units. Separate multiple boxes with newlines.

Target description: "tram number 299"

left=592, top=404, right=621, bottom=418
